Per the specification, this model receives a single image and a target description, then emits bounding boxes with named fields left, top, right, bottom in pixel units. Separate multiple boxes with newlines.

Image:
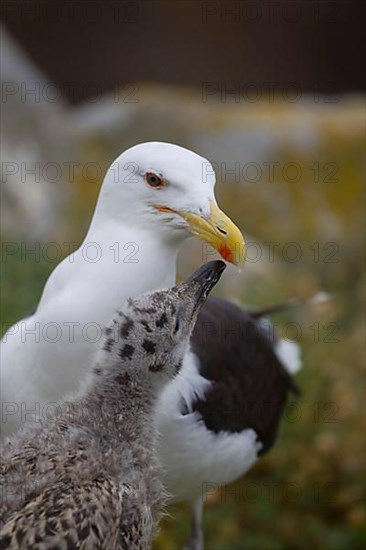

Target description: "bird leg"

left=183, top=497, right=204, bottom=550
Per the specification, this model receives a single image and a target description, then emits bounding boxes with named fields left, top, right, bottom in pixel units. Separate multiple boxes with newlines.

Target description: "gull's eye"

left=145, top=172, right=165, bottom=189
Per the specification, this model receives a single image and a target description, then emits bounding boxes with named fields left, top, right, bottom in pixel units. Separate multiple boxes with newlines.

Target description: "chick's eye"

left=174, top=306, right=184, bottom=334
left=146, top=172, right=164, bottom=188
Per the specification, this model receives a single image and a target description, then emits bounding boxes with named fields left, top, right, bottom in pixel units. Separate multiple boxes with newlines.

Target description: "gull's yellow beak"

left=156, top=201, right=245, bottom=265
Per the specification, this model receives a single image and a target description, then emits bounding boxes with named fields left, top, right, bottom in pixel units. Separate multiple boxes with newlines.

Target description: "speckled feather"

left=0, top=393, right=162, bottom=549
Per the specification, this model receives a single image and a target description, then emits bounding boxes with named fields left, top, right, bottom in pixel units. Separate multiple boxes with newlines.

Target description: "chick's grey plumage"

left=0, top=261, right=225, bottom=550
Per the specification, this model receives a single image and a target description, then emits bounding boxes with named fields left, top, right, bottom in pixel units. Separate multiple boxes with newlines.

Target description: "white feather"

left=274, top=339, right=302, bottom=374
left=155, top=350, right=262, bottom=502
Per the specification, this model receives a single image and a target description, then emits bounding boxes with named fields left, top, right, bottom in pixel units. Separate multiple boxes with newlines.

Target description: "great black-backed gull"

left=0, top=261, right=226, bottom=549
left=1, top=142, right=244, bottom=439
left=1, top=141, right=303, bottom=549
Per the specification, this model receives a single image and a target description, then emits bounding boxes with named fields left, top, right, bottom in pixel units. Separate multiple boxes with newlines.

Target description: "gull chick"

left=0, top=261, right=226, bottom=550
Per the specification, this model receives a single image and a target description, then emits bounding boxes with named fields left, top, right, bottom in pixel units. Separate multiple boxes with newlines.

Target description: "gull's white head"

left=93, top=142, right=245, bottom=264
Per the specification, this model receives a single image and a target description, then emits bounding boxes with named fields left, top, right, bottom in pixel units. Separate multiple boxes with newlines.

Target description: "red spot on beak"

left=219, top=244, right=234, bottom=263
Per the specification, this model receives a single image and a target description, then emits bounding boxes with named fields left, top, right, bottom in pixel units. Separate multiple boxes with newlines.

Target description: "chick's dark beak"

left=186, top=260, right=226, bottom=310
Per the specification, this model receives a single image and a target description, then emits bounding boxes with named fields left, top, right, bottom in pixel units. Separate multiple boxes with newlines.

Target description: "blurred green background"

left=1, top=1, right=365, bottom=548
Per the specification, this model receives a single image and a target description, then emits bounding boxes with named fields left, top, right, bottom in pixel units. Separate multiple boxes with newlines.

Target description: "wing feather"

left=0, top=475, right=123, bottom=549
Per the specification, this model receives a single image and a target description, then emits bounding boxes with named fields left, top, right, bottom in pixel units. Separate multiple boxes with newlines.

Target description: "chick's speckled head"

left=94, top=261, right=226, bottom=394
